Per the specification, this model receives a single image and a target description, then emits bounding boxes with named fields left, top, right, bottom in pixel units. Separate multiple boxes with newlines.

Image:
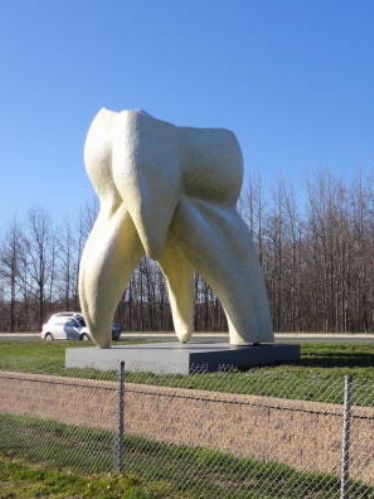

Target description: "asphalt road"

left=1, top=332, right=374, bottom=344
left=0, top=333, right=40, bottom=342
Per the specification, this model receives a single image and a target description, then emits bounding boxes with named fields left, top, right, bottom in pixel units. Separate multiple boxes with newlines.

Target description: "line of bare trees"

left=1, top=170, right=374, bottom=333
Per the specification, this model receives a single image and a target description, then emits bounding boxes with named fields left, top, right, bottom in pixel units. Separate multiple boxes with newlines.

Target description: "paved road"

left=276, top=334, right=374, bottom=344
left=0, top=333, right=41, bottom=342
left=1, top=332, right=374, bottom=344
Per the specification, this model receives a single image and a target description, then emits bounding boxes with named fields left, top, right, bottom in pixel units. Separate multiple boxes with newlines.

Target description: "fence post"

left=115, top=360, right=125, bottom=473
left=340, top=374, right=353, bottom=499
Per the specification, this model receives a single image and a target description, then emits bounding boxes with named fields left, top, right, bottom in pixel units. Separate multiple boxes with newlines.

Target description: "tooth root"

left=79, top=205, right=144, bottom=348
left=170, top=198, right=273, bottom=345
left=157, top=238, right=194, bottom=343
left=111, top=113, right=181, bottom=261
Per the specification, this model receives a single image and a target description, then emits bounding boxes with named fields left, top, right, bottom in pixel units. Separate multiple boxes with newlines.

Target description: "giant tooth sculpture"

left=79, top=108, right=273, bottom=348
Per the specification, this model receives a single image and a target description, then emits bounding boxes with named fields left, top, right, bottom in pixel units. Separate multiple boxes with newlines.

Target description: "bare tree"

left=58, top=219, right=76, bottom=311
left=23, top=208, right=55, bottom=330
left=0, top=219, right=22, bottom=331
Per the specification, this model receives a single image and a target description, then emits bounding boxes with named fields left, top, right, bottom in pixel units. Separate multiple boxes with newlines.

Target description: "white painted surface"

left=79, top=109, right=273, bottom=348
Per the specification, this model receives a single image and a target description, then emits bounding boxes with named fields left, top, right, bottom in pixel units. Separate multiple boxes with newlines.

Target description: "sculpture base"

left=65, top=341, right=300, bottom=374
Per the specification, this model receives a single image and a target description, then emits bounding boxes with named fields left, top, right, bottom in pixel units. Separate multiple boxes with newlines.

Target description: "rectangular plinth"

left=65, top=342, right=300, bottom=374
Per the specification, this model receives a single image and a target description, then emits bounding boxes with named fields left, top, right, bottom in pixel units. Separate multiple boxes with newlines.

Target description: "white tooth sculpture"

left=79, top=108, right=273, bottom=348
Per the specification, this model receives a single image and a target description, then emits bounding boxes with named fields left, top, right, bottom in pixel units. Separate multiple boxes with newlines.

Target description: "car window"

left=77, top=317, right=86, bottom=327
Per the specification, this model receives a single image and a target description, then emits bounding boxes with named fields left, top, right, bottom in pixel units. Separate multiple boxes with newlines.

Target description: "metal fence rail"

left=0, top=358, right=374, bottom=498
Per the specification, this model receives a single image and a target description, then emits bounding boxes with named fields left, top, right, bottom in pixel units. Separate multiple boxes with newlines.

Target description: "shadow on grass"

left=297, top=352, right=374, bottom=369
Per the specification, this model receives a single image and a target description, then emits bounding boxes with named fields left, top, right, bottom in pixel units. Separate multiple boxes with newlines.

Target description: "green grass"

left=1, top=339, right=374, bottom=376
left=0, top=454, right=171, bottom=499
left=3, top=413, right=373, bottom=498
left=1, top=340, right=374, bottom=404
left=0, top=339, right=145, bottom=363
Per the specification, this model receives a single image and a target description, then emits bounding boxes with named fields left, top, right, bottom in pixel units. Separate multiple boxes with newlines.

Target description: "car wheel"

left=81, top=333, right=90, bottom=341
left=45, top=333, right=54, bottom=341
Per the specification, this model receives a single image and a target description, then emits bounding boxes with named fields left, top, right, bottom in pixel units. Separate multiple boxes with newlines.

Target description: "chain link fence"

left=0, top=357, right=374, bottom=498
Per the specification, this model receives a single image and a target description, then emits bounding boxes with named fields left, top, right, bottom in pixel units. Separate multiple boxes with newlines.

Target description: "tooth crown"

left=79, top=109, right=274, bottom=348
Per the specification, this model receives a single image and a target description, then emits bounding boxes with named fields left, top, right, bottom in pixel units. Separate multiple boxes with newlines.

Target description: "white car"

left=40, top=312, right=122, bottom=342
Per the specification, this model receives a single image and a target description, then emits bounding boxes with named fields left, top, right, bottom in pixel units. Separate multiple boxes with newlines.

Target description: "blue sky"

left=1, top=0, right=373, bottom=224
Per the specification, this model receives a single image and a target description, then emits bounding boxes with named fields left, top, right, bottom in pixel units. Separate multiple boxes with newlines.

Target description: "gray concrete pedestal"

left=65, top=341, right=300, bottom=374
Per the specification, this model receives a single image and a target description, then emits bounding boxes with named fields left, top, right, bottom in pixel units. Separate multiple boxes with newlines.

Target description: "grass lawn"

left=1, top=340, right=374, bottom=404
left=2, top=413, right=372, bottom=499
left=0, top=453, right=168, bottom=499
left=1, top=339, right=374, bottom=376
left=0, top=338, right=145, bottom=363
